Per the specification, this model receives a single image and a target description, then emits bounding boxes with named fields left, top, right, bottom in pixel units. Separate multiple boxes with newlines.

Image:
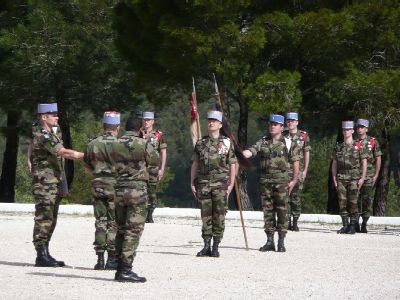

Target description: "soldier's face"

left=356, top=126, right=368, bottom=136
left=269, top=122, right=283, bottom=135
left=208, top=119, right=222, bottom=132
left=342, top=128, right=354, bottom=138
left=286, top=119, right=298, bottom=130
left=143, top=119, right=154, bottom=130
left=42, top=113, right=59, bottom=127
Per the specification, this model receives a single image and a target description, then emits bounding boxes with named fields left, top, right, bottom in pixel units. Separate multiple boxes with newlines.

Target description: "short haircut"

left=103, top=124, right=119, bottom=131
left=125, top=116, right=142, bottom=131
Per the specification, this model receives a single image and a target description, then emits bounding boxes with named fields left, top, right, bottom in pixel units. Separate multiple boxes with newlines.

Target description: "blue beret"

left=103, top=111, right=120, bottom=125
left=342, top=121, right=354, bottom=129
left=37, top=103, right=58, bottom=114
left=207, top=110, right=223, bottom=122
left=142, top=111, right=154, bottom=119
left=356, top=119, right=369, bottom=128
left=285, top=112, right=299, bottom=120
left=269, top=114, right=284, bottom=125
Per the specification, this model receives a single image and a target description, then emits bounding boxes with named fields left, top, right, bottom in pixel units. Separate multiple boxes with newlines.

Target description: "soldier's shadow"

left=28, top=272, right=114, bottom=282
left=0, top=260, right=94, bottom=271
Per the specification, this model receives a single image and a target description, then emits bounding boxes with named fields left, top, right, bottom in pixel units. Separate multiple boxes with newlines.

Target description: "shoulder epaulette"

left=369, top=137, right=376, bottom=149
left=300, top=130, right=308, bottom=140
left=154, top=130, right=162, bottom=142
left=354, top=140, right=362, bottom=151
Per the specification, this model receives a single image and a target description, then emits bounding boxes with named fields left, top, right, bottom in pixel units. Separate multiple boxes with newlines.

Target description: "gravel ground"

left=0, top=213, right=399, bottom=300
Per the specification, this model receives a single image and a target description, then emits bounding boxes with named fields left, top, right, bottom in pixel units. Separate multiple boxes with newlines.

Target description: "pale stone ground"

left=0, top=213, right=399, bottom=300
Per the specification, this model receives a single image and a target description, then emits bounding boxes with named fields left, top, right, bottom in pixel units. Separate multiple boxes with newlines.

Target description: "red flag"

left=190, top=78, right=201, bottom=147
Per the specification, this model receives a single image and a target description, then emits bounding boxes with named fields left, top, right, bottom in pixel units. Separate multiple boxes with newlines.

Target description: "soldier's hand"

left=227, top=184, right=234, bottom=196
left=301, top=171, right=307, bottom=181
left=288, top=180, right=297, bottom=195
left=27, top=160, right=32, bottom=174
left=357, top=178, right=365, bottom=190
left=190, top=184, right=196, bottom=197
left=158, top=169, right=164, bottom=180
left=372, top=175, right=378, bottom=186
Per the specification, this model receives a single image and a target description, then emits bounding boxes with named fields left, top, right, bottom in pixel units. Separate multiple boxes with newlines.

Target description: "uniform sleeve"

left=84, top=143, right=93, bottom=168
left=191, top=142, right=200, bottom=162
left=248, top=139, right=263, bottom=157
left=159, top=133, right=167, bottom=150
left=289, top=142, right=301, bottom=163
left=40, top=133, right=63, bottom=156
left=304, top=133, right=311, bottom=152
left=227, top=143, right=237, bottom=165
left=373, top=139, right=382, bottom=157
left=146, top=141, right=159, bottom=166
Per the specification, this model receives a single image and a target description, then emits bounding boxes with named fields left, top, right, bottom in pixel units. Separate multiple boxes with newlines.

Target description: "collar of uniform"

left=104, top=131, right=115, bottom=136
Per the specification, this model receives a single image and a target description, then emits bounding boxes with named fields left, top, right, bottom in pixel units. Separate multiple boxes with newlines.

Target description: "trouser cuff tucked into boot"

left=197, top=238, right=212, bottom=257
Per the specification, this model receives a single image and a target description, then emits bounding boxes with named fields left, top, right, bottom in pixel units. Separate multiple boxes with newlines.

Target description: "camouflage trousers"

left=147, top=166, right=159, bottom=209
left=115, top=181, right=148, bottom=267
left=32, top=181, right=61, bottom=249
left=358, top=178, right=374, bottom=218
left=337, top=179, right=359, bottom=222
left=259, top=179, right=289, bottom=235
left=288, top=173, right=304, bottom=217
left=91, top=179, right=117, bottom=253
left=196, top=179, right=228, bottom=242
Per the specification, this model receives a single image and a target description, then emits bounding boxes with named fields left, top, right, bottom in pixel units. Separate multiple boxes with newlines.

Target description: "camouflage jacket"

left=333, top=140, right=368, bottom=180
left=248, top=134, right=301, bottom=182
left=84, top=131, right=118, bottom=184
left=283, top=129, right=311, bottom=173
left=146, top=129, right=167, bottom=167
left=357, top=136, right=382, bottom=179
left=192, top=135, right=237, bottom=181
left=111, top=131, right=157, bottom=186
left=31, top=123, right=64, bottom=184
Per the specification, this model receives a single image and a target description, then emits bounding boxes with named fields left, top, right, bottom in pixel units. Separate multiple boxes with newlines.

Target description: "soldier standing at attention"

left=142, top=111, right=167, bottom=223
left=243, top=114, right=300, bottom=252
left=355, top=119, right=382, bottom=233
left=284, top=112, right=311, bottom=232
left=332, top=121, right=368, bottom=234
left=84, top=112, right=120, bottom=270
left=111, top=115, right=155, bottom=282
left=190, top=110, right=237, bottom=258
left=31, top=103, right=84, bottom=267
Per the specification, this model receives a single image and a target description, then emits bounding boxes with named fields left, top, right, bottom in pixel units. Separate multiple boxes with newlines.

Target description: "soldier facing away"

left=332, top=121, right=368, bottom=234
left=355, top=119, right=382, bottom=233
left=243, top=114, right=300, bottom=252
left=284, top=112, right=311, bottom=232
left=190, top=110, right=237, bottom=258
left=31, top=103, right=84, bottom=267
left=141, top=111, right=167, bottom=223
left=84, top=112, right=120, bottom=270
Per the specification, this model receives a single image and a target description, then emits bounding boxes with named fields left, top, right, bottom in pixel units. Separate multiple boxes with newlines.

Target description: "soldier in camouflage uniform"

left=190, top=110, right=237, bottom=258
left=111, top=115, right=157, bottom=282
left=355, top=119, right=382, bottom=233
left=31, top=103, right=84, bottom=267
left=332, top=121, right=368, bottom=234
left=84, top=112, right=120, bottom=270
left=142, top=111, right=167, bottom=223
left=243, top=114, right=300, bottom=252
left=284, top=112, right=311, bottom=232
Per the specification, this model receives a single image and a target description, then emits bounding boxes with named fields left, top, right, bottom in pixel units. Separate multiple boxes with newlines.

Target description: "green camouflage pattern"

left=358, top=178, right=374, bottom=218
left=31, top=123, right=64, bottom=249
left=337, top=179, right=359, bottom=221
left=84, top=132, right=118, bottom=253
left=146, top=130, right=167, bottom=167
left=287, top=173, right=304, bottom=217
left=332, top=140, right=368, bottom=180
left=248, top=135, right=300, bottom=234
left=192, top=136, right=237, bottom=241
left=358, top=136, right=382, bottom=178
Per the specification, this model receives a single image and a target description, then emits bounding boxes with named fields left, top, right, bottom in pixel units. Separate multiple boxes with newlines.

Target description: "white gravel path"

left=0, top=213, right=399, bottom=300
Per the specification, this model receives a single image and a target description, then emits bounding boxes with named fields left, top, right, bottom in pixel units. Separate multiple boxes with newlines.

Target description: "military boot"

left=259, top=233, right=275, bottom=252
left=35, top=246, right=59, bottom=267
left=105, top=251, right=118, bottom=270
left=355, top=216, right=361, bottom=233
left=292, top=216, right=300, bottom=232
left=115, top=264, right=146, bottom=283
left=347, top=220, right=356, bottom=234
left=196, top=238, right=211, bottom=257
left=145, top=207, right=155, bottom=223
left=210, top=240, right=220, bottom=258
left=361, top=216, right=369, bottom=233
left=46, top=244, right=65, bottom=267
left=277, top=233, right=286, bottom=252
left=337, top=216, right=349, bottom=234
left=288, top=216, right=293, bottom=231
left=94, top=252, right=105, bottom=270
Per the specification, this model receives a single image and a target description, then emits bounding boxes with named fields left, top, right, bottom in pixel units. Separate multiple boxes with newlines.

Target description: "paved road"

left=0, top=214, right=399, bottom=299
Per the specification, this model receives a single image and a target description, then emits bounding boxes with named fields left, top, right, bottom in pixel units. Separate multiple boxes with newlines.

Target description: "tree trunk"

left=0, top=110, right=21, bottom=203
left=374, top=149, right=391, bottom=216
left=327, top=159, right=339, bottom=214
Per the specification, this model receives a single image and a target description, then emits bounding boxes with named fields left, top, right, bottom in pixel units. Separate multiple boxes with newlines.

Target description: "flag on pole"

left=190, top=77, right=201, bottom=147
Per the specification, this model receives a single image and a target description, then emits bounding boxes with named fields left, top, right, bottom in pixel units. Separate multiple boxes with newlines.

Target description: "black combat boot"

left=210, top=240, right=220, bottom=258
left=46, top=244, right=65, bottom=267
left=355, top=216, right=361, bottom=233
left=292, top=216, right=300, bottom=232
left=196, top=238, right=211, bottom=257
left=361, top=216, right=369, bottom=233
left=347, top=220, right=356, bottom=234
left=94, top=252, right=105, bottom=270
left=115, top=264, right=146, bottom=283
left=35, top=246, right=59, bottom=267
left=277, top=233, right=286, bottom=252
left=259, top=233, right=275, bottom=252
left=337, top=216, right=349, bottom=234
left=288, top=216, right=293, bottom=231
left=105, top=251, right=118, bottom=270
left=146, top=207, right=155, bottom=223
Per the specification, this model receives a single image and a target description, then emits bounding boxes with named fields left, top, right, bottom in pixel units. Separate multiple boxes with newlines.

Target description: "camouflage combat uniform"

left=111, top=131, right=156, bottom=268
left=31, top=123, right=65, bottom=249
left=248, top=135, right=300, bottom=235
left=333, top=140, right=368, bottom=222
left=284, top=130, right=311, bottom=218
left=146, top=130, right=167, bottom=209
left=357, top=136, right=382, bottom=218
left=84, top=132, right=118, bottom=254
left=192, top=135, right=237, bottom=242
